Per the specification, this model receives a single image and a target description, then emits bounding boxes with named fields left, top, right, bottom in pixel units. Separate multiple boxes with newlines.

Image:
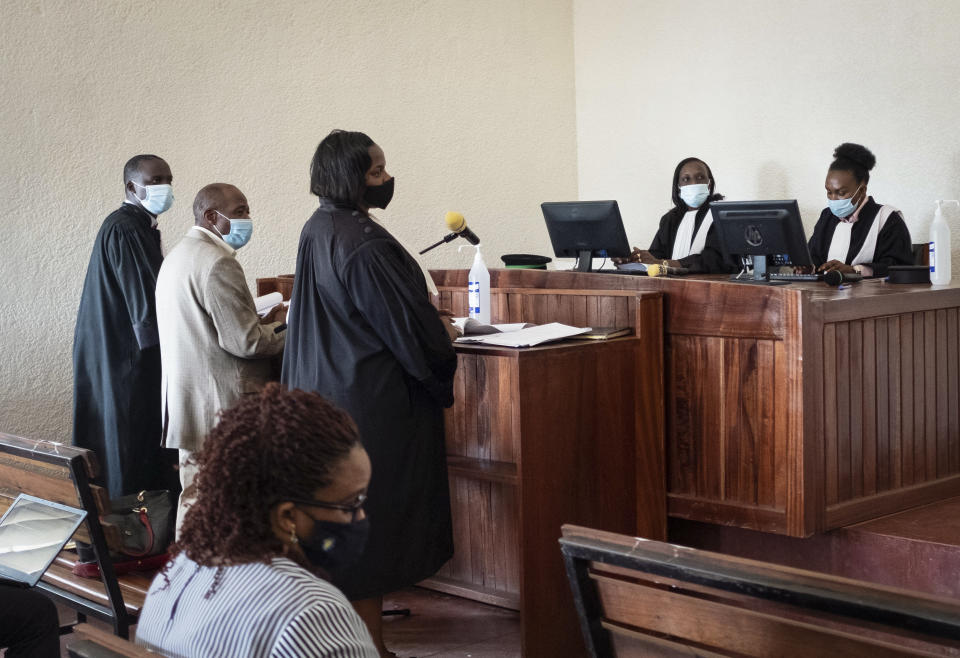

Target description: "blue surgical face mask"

left=828, top=184, right=863, bottom=219
left=214, top=211, right=253, bottom=249
left=679, top=183, right=710, bottom=209
left=132, top=182, right=174, bottom=215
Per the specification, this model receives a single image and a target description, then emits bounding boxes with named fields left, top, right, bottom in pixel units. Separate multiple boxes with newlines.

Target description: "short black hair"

left=829, top=143, right=876, bottom=185
left=123, top=154, right=163, bottom=184
left=309, top=130, right=375, bottom=207
left=671, top=157, right=720, bottom=209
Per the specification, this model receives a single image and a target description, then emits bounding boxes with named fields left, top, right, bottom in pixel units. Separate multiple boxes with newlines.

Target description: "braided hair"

left=829, top=143, right=876, bottom=185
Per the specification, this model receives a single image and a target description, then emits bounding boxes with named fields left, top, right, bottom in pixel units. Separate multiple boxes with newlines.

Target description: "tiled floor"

left=55, top=587, right=520, bottom=657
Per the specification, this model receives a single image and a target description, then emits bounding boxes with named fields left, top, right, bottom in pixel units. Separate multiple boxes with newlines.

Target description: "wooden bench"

left=0, top=432, right=156, bottom=638
left=560, top=524, right=960, bottom=657
left=66, top=623, right=164, bottom=657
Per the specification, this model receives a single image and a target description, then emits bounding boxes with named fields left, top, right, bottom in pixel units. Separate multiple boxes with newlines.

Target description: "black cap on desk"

left=501, top=254, right=552, bottom=269
left=888, top=265, right=931, bottom=284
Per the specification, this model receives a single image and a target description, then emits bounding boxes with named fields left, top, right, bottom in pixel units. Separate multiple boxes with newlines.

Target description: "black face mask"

left=299, top=517, right=370, bottom=579
left=363, top=177, right=394, bottom=209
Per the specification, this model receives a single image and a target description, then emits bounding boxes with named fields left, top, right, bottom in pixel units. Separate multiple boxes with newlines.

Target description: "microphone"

left=445, top=211, right=480, bottom=246
left=823, top=270, right=863, bottom=286
left=419, top=212, right=481, bottom=254
left=646, top=264, right=690, bottom=277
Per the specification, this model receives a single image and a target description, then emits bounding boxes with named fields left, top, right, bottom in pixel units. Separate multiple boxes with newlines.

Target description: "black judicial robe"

left=807, top=197, right=913, bottom=276
left=648, top=202, right=732, bottom=273
left=281, top=199, right=457, bottom=600
left=72, top=203, right=175, bottom=497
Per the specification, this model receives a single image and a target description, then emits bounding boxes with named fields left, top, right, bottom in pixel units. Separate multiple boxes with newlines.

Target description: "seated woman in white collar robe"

left=808, top=142, right=913, bottom=277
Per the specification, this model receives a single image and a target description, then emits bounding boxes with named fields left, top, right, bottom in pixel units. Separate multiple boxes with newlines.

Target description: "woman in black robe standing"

left=281, top=129, right=456, bottom=656
left=808, top=143, right=913, bottom=276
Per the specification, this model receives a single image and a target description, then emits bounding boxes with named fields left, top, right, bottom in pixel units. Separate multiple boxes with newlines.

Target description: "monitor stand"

left=575, top=250, right=593, bottom=273
left=729, top=255, right=788, bottom=285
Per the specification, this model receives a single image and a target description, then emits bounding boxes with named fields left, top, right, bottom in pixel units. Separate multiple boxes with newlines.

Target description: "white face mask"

left=132, top=181, right=174, bottom=215
left=679, top=183, right=710, bottom=209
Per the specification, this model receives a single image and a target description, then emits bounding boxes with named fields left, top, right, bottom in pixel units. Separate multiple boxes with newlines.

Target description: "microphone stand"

left=419, top=232, right=459, bottom=255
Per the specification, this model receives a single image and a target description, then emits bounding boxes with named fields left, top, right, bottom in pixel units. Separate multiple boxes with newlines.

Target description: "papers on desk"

left=451, top=317, right=536, bottom=336
left=455, top=322, right=591, bottom=347
left=255, top=292, right=288, bottom=318
left=615, top=262, right=648, bottom=272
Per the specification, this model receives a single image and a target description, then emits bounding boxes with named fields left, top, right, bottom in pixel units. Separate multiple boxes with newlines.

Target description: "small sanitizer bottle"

left=930, top=200, right=958, bottom=285
left=463, top=244, right=490, bottom=323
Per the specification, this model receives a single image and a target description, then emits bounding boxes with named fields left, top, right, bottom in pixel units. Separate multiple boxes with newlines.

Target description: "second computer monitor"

left=710, top=200, right=813, bottom=281
left=541, top=200, right=631, bottom=272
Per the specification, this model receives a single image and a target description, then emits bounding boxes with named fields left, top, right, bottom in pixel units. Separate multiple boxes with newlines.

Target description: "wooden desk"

left=422, top=289, right=665, bottom=658
left=433, top=269, right=960, bottom=538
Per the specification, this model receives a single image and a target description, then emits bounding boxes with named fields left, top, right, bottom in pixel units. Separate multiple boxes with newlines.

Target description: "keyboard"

left=767, top=273, right=822, bottom=282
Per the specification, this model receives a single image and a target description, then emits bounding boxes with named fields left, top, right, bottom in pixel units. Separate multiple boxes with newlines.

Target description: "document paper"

left=455, top=322, right=590, bottom=347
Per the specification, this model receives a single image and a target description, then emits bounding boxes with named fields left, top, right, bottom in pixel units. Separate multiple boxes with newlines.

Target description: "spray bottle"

left=930, top=200, right=958, bottom=285
left=460, top=244, right=490, bottom=324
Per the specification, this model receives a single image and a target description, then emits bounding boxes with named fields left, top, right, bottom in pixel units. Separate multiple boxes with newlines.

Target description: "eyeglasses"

left=288, top=493, right=367, bottom=523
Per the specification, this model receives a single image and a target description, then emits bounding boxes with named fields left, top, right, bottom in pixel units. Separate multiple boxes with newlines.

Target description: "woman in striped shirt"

left=136, top=383, right=379, bottom=657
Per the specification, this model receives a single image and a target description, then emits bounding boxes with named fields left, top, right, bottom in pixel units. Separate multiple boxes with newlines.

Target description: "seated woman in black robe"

left=620, top=157, right=729, bottom=273
left=807, top=143, right=913, bottom=277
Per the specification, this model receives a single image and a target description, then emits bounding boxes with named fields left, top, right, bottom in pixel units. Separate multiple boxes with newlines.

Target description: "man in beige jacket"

left=156, top=183, right=286, bottom=537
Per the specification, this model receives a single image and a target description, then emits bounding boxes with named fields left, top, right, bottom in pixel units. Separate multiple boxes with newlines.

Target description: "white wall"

left=9, top=0, right=960, bottom=444
left=0, top=0, right=577, bottom=442
left=574, top=0, right=960, bottom=252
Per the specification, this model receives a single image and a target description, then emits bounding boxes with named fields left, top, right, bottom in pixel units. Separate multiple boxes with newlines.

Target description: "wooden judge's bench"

left=425, top=268, right=960, bottom=657
left=260, top=269, right=960, bottom=656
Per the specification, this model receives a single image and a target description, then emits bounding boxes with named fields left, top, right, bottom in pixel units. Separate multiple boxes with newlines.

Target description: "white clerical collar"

left=191, top=225, right=235, bottom=255
left=124, top=199, right=158, bottom=228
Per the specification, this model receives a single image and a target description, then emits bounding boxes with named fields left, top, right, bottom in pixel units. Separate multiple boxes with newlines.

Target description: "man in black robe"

left=282, top=130, right=457, bottom=655
left=72, top=154, right=178, bottom=497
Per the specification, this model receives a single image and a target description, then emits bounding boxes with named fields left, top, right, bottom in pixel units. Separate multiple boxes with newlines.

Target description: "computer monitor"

left=542, top=200, right=631, bottom=272
left=710, top=200, right=813, bottom=283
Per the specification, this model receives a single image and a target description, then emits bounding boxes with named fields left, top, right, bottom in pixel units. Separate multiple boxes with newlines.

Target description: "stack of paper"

left=254, top=292, right=286, bottom=318
left=451, top=317, right=535, bottom=336
left=455, top=322, right=590, bottom=347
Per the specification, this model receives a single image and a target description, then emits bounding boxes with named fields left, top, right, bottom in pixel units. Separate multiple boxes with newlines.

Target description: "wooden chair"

left=560, top=524, right=960, bottom=657
left=0, top=432, right=154, bottom=638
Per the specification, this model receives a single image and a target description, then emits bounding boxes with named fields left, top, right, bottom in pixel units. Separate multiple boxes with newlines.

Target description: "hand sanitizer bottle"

left=930, top=200, right=957, bottom=285
left=463, top=244, right=490, bottom=323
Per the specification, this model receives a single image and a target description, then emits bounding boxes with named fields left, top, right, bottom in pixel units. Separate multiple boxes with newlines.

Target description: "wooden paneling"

left=433, top=270, right=960, bottom=538
left=444, top=353, right=519, bottom=464
left=441, top=286, right=639, bottom=330
left=949, top=309, right=960, bottom=475
left=823, top=311, right=960, bottom=518
left=432, top=476, right=520, bottom=608
left=426, top=328, right=664, bottom=657
left=667, top=336, right=783, bottom=521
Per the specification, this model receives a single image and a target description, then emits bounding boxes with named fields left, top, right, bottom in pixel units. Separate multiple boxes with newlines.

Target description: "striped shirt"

left=135, top=553, right=377, bottom=658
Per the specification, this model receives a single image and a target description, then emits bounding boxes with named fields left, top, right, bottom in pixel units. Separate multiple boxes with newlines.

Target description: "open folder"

left=455, top=322, right=590, bottom=347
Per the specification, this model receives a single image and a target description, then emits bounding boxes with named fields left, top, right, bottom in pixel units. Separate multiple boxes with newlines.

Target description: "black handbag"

left=104, top=489, right=175, bottom=558
left=73, top=490, right=175, bottom=578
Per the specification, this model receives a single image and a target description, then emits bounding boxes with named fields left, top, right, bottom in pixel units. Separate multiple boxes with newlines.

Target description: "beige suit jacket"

left=156, top=228, right=285, bottom=452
